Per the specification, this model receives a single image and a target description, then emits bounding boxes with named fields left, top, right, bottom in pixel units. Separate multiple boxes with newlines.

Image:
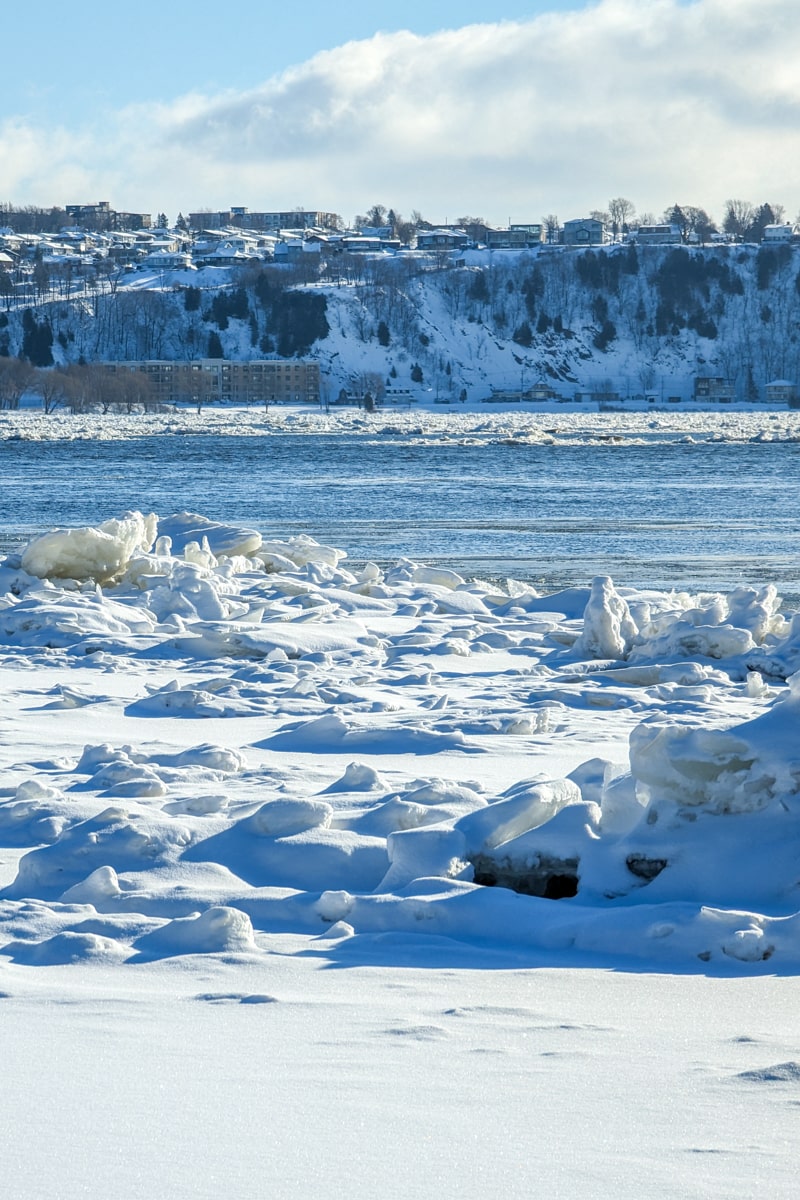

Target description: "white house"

left=762, top=224, right=794, bottom=243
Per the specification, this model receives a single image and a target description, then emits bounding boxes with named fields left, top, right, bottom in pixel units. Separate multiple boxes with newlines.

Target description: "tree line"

left=0, top=358, right=158, bottom=414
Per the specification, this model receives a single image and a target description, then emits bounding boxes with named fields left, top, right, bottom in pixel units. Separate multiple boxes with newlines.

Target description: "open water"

left=1, top=432, right=799, bottom=600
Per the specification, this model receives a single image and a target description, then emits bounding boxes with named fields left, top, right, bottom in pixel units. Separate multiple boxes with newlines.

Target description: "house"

left=561, top=218, right=606, bottom=247
left=142, top=250, right=194, bottom=270
left=510, top=223, right=544, bottom=243
left=485, top=226, right=542, bottom=249
left=415, top=229, right=469, bottom=252
left=338, top=236, right=399, bottom=254
left=764, top=379, right=799, bottom=405
left=633, top=224, right=682, bottom=245
left=694, top=376, right=735, bottom=402
left=762, top=224, right=794, bottom=243
left=524, top=381, right=560, bottom=401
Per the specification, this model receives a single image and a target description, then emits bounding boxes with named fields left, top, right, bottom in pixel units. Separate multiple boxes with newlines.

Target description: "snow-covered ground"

left=1, top=508, right=799, bottom=1197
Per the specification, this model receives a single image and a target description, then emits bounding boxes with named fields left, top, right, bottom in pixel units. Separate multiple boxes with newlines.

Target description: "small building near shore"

left=764, top=379, right=799, bottom=405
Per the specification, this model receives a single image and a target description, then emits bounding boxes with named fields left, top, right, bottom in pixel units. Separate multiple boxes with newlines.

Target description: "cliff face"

left=3, top=243, right=799, bottom=402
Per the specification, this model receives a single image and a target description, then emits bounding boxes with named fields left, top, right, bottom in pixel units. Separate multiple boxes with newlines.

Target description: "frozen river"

left=1, top=430, right=799, bottom=599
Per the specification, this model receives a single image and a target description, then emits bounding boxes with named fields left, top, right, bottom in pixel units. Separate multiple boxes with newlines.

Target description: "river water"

left=1, top=432, right=798, bottom=600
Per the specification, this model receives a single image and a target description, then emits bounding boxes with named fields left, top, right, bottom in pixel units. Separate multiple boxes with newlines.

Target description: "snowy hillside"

left=4, top=243, right=800, bottom=403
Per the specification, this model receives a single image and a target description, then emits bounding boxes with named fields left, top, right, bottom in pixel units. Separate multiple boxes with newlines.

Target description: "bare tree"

left=542, top=214, right=561, bottom=245
left=36, top=367, right=68, bottom=414
left=608, top=197, right=636, bottom=240
left=0, top=358, right=35, bottom=409
left=723, top=199, right=756, bottom=240
left=683, top=206, right=717, bottom=243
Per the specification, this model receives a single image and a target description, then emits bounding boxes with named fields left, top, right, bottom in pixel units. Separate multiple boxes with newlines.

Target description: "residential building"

left=633, top=224, right=682, bottom=245
left=561, top=218, right=606, bottom=247
left=762, top=224, right=794, bottom=243
left=693, top=376, right=735, bottom=402
left=415, top=229, right=469, bottom=251
left=485, top=226, right=542, bottom=249
left=65, top=202, right=151, bottom=231
left=764, top=379, right=799, bottom=404
left=188, top=209, right=340, bottom=233
left=524, top=381, right=560, bottom=401
left=105, top=359, right=320, bottom=405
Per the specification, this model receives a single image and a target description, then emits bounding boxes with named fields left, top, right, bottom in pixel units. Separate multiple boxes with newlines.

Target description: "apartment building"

left=105, top=359, right=320, bottom=404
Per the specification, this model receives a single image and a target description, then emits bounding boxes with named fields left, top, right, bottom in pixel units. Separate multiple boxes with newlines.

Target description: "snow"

left=2, top=507, right=800, bottom=1196
left=5, top=403, right=800, bottom=448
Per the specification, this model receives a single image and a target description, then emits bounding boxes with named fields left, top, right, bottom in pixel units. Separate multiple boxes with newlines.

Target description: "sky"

left=3, top=0, right=799, bottom=228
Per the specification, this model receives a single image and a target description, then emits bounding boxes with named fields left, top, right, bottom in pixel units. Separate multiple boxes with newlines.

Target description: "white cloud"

left=4, top=0, right=800, bottom=225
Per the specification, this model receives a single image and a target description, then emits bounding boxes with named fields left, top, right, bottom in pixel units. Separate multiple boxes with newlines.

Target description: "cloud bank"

left=3, top=0, right=800, bottom=225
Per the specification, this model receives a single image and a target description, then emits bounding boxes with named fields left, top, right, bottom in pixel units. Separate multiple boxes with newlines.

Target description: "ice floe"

left=2, top=508, right=800, bottom=972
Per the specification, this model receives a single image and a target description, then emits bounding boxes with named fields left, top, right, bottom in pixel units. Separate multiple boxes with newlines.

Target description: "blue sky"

left=3, top=0, right=798, bottom=227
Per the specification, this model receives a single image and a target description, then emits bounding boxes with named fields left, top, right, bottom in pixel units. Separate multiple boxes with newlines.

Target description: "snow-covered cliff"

left=3, top=242, right=799, bottom=403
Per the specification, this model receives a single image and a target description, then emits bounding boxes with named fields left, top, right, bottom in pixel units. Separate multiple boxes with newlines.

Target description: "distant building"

left=105, top=360, right=320, bottom=405
left=764, top=379, right=799, bottom=405
left=633, top=224, right=682, bottom=245
left=188, top=209, right=340, bottom=233
left=485, top=225, right=543, bottom=249
left=524, top=381, right=560, bottom=401
left=562, top=218, right=606, bottom=247
left=65, top=202, right=151, bottom=231
left=762, top=224, right=794, bottom=243
left=338, top=235, right=401, bottom=254
left=415, top=229, right=469, bottom=251
left=694, top=376, right=735, bottom=403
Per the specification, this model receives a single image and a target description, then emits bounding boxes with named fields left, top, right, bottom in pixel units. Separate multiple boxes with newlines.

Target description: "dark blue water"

left=1, top=433, right=798, bottom=599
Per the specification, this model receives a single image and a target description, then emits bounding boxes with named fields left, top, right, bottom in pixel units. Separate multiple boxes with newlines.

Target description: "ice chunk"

left=156, top=512, right=262, bottom=558
left=457, top=778, right=581, bottom=856
left=574, top=576, right=637, bottom=660
left=379, top=825, right=469, bottom=891
left=21, top=511, right=157, bottom=582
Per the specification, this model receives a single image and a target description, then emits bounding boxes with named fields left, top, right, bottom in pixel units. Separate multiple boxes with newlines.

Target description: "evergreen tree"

left=512, top=321, right=533, bottom=347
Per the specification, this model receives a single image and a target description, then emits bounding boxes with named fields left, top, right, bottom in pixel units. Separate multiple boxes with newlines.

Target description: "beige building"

left=105, top=359, right=319, bottom=405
